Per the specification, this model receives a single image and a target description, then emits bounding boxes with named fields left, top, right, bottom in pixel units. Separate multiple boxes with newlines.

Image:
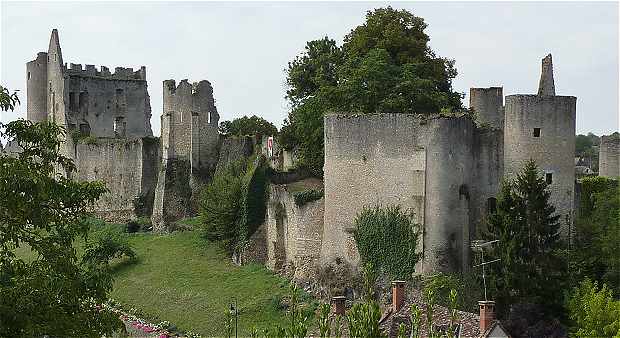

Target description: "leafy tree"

left=219, top=115, right=278, bottom=138
left=566, top=278, right=620, bottom=338
left=484, top=160, right=566, bottom=317
left=282, top=7, right=464, bottom=175
left=575, top=133, right=600, bottom=172
left=571, top=177, right=619, bottom=290
left=0, top=86, right=19, bottom=112
left=0, top=115, right=121, bottom=335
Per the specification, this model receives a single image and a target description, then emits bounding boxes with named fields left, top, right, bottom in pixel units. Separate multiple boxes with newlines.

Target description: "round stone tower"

left=26, top=52, right=48, bottom=122
left=504, top=54, right=576, bottom=232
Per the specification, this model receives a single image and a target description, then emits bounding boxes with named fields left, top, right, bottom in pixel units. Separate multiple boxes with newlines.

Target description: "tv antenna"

left=471, top=239, right=500, bottom=301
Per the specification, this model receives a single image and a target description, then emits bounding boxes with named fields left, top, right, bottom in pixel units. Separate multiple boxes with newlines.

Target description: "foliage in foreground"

left=0, top=118, right=121, bottom=337
left=566, top=278, right=620, bottom=338
left=280, top=7, right=464, bottom=175
left=483, top=160, right=566, bottom=318
left=354, top=206, right=421, bottom=279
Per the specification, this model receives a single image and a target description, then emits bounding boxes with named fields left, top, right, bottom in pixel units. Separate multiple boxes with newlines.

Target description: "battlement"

left=65, top=63, right=146, bottom=81
left=163, top=79, right=214, bottom=97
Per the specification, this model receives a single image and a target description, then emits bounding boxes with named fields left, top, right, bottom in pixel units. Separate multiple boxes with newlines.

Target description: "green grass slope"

left=110, top=230, right=312, bottom=336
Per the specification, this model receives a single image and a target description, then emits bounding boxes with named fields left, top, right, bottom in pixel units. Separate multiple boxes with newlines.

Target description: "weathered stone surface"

left=73, top=137, right=159, bottom=223
left=599, top=133, right=620, bottom=177
left=504, top=94, right=576, bottom=233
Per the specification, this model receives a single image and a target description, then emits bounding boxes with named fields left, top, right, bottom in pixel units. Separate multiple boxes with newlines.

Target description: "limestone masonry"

left=21, top=30, right=598, bottom=275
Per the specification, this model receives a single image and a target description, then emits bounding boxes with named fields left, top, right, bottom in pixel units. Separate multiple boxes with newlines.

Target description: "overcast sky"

left=1, top=1, right=618, bottom=137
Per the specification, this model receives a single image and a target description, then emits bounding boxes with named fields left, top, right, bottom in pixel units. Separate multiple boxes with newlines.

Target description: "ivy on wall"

left=353, top=206, right=421, bottom=279
left=292, top=189, right=324, bottom=207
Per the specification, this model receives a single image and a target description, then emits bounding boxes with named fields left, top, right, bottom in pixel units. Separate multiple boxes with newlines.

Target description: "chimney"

left=331, top=296, right=346, bottom=316
left=391, top=280, right=406, bottom=312
left=478, top=300, right=496, bottom=333
left=537, top=54, right=555, bottom=96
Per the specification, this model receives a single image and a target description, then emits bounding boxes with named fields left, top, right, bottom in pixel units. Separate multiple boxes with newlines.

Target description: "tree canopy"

left=281, top=7, right=464, bottom=176
left=219, top=115, right=278, bottom=138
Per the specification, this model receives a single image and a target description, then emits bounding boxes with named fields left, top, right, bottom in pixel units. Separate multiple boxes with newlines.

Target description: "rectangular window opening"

left=68, top=92, right=76, bottom=112
left=545, top=172, right=553, bottom=185
left=533, top=128, right=541, bottom=137
left=27, top=72, right=31, bottom=80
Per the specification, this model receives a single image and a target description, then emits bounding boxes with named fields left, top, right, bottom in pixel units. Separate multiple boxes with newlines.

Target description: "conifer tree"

left=485, top=160, right=566, bottom=317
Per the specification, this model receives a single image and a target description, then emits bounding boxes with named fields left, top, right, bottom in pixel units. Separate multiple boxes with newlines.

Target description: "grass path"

left=110, top=230, right=314, bottom=336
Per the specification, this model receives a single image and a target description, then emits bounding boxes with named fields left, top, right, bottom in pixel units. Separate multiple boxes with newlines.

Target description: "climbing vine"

left=292, top=189, right=324, bottom=206
left=353, top=206, right=421, bottom=279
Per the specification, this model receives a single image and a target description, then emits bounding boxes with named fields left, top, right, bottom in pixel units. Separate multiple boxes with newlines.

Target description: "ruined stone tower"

left=28, top=29, right=153, bottom=139
left=152, top=79, right=220, bottom=231
left=504, top=54, right=577, bottom=230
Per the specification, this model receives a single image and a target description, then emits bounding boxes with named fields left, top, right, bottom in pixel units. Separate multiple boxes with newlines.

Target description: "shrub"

left=83, top=225, right=136, bottom=266
left=200, top=159, right=245, bottom=252
left=200, top=156, right=268, bottom=254
left=292, top=189, right=324, bottom=206
left=353, top=206, right=421, bottom=279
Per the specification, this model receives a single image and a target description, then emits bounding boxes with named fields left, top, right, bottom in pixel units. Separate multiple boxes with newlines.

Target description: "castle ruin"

left=19, top=29, right=585, bottom=275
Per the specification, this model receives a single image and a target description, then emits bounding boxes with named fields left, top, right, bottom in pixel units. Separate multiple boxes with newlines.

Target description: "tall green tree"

left=0, top=109, right=121, bottom=335
left=282, top=7, right=464, bottom=176
left=571, top=177, right=619, bottom=290
left=219, top=115, right=278, bottom=138
left=484, top=160, right=566, bottom=317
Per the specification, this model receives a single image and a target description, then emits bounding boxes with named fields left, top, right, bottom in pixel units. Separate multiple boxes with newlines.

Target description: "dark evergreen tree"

left=485, top=160, right=566, bottom=317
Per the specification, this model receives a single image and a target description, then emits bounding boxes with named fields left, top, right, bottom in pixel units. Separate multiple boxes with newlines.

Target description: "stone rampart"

left=322, top=113, right=476, bottom=273
left=74, top=137, right=159, bottom=223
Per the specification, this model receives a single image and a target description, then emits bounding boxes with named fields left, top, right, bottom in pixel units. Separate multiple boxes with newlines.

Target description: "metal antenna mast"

left=471, top=239, right=501, bottom=301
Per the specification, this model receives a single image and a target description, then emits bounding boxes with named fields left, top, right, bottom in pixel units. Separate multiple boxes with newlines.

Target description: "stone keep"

left=322, top=54, right=576, bottom=273
left=599, top=133, right=620, bottom=178
left=26, top=29, right=158, bottom=222
left=504, top=54, right=577, bottom=231
left=152, top=79, right=220, bottom=231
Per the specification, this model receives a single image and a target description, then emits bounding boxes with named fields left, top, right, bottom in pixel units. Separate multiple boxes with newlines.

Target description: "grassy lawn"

left=14, top=221, right=317, bottom=336
left=110, top=230, right=316, bottom=336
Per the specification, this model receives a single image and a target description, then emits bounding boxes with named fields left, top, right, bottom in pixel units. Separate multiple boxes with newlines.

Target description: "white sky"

left=1, top=1, right=618, bottom=137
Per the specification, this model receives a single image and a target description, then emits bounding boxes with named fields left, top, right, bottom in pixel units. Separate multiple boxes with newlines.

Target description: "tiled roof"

left=380, top=292, right=482, bottom=338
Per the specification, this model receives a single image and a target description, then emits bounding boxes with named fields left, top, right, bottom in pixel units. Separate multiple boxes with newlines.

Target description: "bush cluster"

left=199, top=155, right=268, bottom=254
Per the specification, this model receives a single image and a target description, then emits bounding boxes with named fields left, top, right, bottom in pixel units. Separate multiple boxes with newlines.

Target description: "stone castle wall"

left=261, top=184, right=324, bottom=279
left=599, top=134, right=620, bottom=177
left=322, top=114, right=477, bottom=273
left=74, top=137, right=159, bottom=223
left=471, top=128, right=504, bottom=232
